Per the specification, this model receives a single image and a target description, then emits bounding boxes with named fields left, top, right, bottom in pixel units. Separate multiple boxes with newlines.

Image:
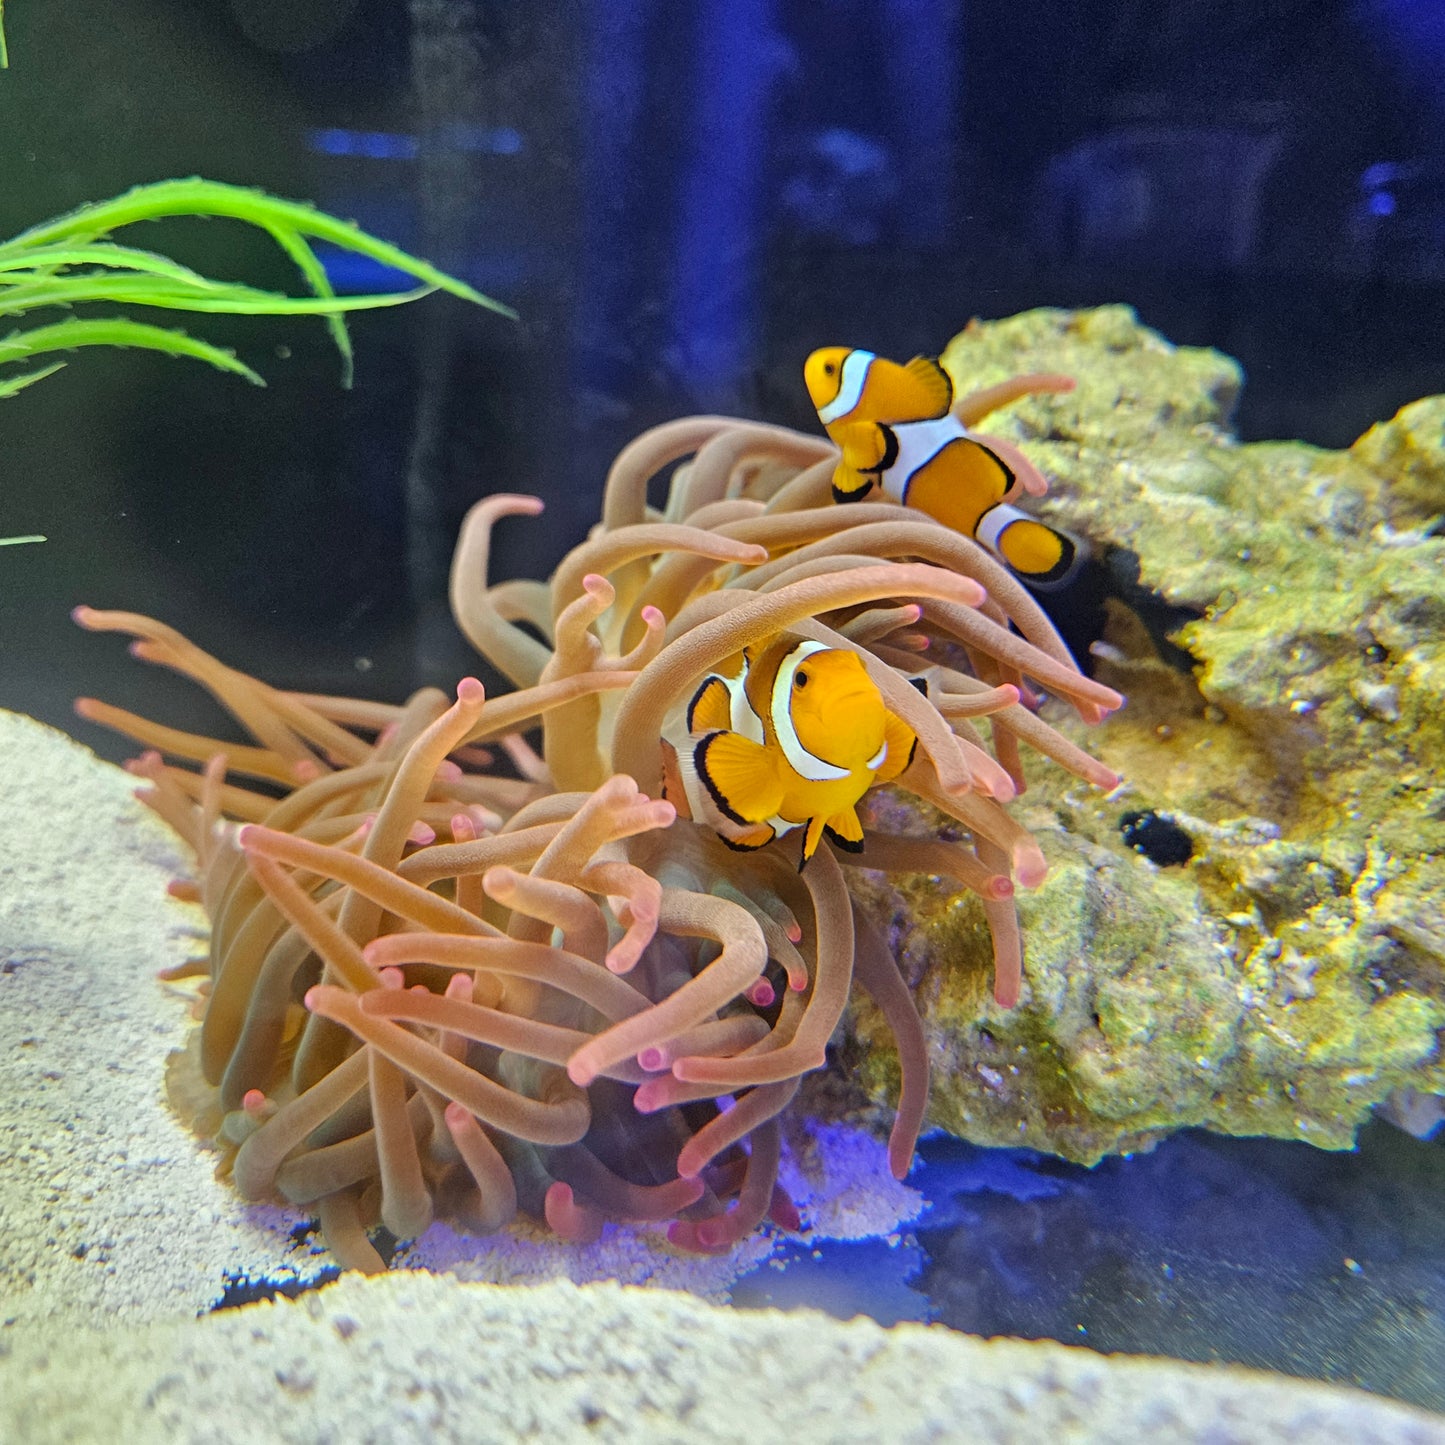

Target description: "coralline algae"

left=849, top=306, right=1445, bottom=1164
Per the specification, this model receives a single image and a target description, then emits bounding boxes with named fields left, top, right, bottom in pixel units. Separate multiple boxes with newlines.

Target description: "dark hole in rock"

left=1119, top=810, right=1195, bottom=867
left=1100, top=548, right=1204, bottom=674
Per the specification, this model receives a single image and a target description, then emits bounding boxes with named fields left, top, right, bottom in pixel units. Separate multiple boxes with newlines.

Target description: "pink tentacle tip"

left=744, top=978, right=776, bottom=1008
left=666, top=1219, right=728, bottom=1255
left=985, top=875, right=1015, bottom=902
left=445, top=972, right=473, bottom=1003
left=768, top=1187, right=802, bottom=1233
left=445, top=1103, right=479, bottom=1138
left=434, top=760, right=463, bottom=782
left=994, top=978, right=1021, bottom=1010
left=378, top=967, right=405, bottom=991
left=544, top=1182, right=603, bottom=1245
left=567, top=1057, right=599, bottom=1089
left=407, top=821, right=438, bottom=846
left=582, top=573, right=615, bottom=602
left=605, top=942, right=644, bottom=975
left=631, top=1081, right=666, bottom=1113
left=241, top=1089, right=271, bottom=1119
left=636, top=1046, right=668, bottom=1074
left=292, top=758, right=324, bottom=782
left=71, top=605, right=95, bottom=627
left=166, top=878, right=202, bottom=902
left=456, top=677, right=486, bottom=705
left=1014, top=846, right=1048, bottom=890
left=481, top=864, right=513, bottom=889
left=235, top=825, right=257, bottom=850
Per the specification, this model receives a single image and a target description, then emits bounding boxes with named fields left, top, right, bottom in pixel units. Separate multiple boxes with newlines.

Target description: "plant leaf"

left=0, top=179, right=515, bottom=317
left=262, top=223, right=354, bottom=387
left=0, top=244, right=227, bottom=289
left=0, top=362, right=67, bottom=397
left=0, top=274, right=437, bottom=317
left=1, top=317, right=265, bottom=386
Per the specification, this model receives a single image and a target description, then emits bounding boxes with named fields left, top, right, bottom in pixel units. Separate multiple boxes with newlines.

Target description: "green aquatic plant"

left=0, top=534, right=43, bottom=544
left=0, top=178, right=515, bottom=395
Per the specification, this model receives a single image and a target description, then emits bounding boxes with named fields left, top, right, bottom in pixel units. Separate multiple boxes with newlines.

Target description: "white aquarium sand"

left=3, top=708, right=1442, bottom=1443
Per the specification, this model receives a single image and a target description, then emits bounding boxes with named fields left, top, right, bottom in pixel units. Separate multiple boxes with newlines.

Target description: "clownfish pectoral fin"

left=695, top=731, right=785, bottom=826
left=831, top=419, right=892, bottom=473
left=719, top=822, right=777, bottom=852
left=823, top=807, right=865, bottom=853
left=902, top=356, right=954, bottom=419
left=798, top=813, right=831, bottom=870
left=872, top=709, right=919, bottom=785
left=686, top=675, right=733, bottom=736
left=979, top=504, right=1084, bottom=591
left=832, top=461, right=877, bottom=503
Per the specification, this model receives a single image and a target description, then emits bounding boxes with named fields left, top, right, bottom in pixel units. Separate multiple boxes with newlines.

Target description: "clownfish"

left=804, top=347, right=1082, bottom=589
left=662, top=638, right=917, bottom=870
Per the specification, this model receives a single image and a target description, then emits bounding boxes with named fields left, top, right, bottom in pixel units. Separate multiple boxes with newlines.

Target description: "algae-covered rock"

left=846, top=306, right=1445, bottom=1165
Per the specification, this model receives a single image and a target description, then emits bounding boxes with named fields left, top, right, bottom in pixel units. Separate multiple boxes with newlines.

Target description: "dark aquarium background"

left=2, top=0, right=1443, bottom=1411
left=4, top=0, right=1445, bottom=750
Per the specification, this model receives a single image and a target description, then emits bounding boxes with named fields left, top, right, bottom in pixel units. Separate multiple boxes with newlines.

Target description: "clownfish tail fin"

left=979, top=503, right=1086, bottom=592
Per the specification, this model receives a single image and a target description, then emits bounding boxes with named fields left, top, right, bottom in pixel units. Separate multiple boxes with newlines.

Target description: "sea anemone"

left=74, top=391, right=1120, bottom=1271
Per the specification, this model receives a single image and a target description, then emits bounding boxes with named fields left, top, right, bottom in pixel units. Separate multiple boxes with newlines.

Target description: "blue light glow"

left=306, top=126, right=524, bottom=159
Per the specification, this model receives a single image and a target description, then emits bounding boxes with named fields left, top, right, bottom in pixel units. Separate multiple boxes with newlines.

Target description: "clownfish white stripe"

left=975, top=501, right=1030, bottom=554
left=865, top=739, right=888, bottom=771
left=771, top=640, right=850, bottom=782
left=816, top=349, right=875, bottom=425
left=723, top=669, right=765, bottom=743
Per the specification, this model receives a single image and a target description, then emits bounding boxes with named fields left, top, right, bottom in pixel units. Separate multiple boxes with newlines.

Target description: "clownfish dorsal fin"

left=902, top=355, right=954, bottom=419
left=686, top=675, right=733, bottom=736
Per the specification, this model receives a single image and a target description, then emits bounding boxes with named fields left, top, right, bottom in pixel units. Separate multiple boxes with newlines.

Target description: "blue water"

left=733, top=1125, right=1445, bottom=1412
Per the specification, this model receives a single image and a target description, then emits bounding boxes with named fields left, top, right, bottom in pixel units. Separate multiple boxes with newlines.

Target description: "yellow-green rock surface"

left=847, top=306, right=1445, bottom=1165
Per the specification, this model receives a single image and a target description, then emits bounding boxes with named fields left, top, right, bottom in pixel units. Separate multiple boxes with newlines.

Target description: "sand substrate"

left=2, top=708, right=1442, bottom=1443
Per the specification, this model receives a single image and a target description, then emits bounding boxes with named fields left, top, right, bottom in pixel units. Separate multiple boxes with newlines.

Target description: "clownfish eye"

left=794, top=670, right=809, bottom=688
left=823, top=363, right=835, bottom=375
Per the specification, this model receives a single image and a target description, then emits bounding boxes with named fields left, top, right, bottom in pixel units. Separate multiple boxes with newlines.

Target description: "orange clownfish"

left=663, top=637, right=916, bottom=870
left=804, top=347, right=1082, bottom=589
